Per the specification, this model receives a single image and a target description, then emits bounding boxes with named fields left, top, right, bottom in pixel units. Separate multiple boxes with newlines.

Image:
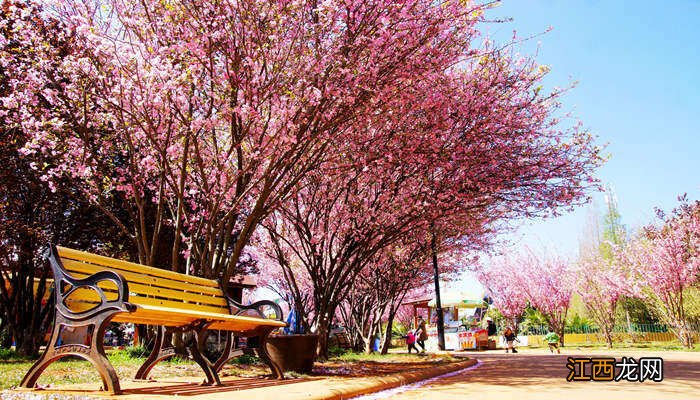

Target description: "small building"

left=403, top=290, right=490, bottom=351
left=225, top=274, right=258, bottom=303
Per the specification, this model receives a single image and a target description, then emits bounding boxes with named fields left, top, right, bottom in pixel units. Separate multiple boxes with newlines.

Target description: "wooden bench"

left=21, top=245, right=287, bottom=394
left=331, top=331, right=352, bottom=349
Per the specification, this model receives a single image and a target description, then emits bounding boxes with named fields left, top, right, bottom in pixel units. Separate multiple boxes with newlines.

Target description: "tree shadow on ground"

left=123, top=376, right=320, bottom=397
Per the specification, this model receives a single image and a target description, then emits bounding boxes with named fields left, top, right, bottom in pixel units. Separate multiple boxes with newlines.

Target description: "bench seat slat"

left=111, top=304, right=286, bottom=330
left=67, top=272, right=229, bottom=308
left=62, top=292, right=229, bottom=315
left=110, top=313, right=196, bottom=326
left=57, top=246, right=219, bottom=288
left=130, top=295, right=229, bottom=314
left=61, top=260, right=223, bottom=296
left=135, top=304, right=286, bottom=326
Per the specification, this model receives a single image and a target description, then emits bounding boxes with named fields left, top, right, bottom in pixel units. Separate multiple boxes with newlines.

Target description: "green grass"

left=331, top=351, right=460, bottom=363
left=0, top=347, right=235, bottom=390
left=117, top=345, right=150, bottom=359
left=0, top=356, right=129, bottom=390
left=0, top=347, right=466, bottom=390
left=328, top=345, right=349, bottom=357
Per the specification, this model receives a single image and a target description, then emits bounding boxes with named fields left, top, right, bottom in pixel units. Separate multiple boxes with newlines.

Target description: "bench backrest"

left=56, top=246, right=231, bottom=315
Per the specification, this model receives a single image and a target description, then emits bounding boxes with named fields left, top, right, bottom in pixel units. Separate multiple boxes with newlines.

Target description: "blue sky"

left=459, top=0, right=700, bottom=291
left=485, top=0, right=700, bottom=256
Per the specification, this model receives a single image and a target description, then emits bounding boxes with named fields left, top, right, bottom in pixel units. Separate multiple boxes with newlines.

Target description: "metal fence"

left=515, top=323, right=700, bottom=344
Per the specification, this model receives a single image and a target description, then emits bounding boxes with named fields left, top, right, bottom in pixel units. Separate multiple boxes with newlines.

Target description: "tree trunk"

left=0, top=330, right=12, bottom=349
left=15, top=332, right=42, bottom=358
left=604, top=328, right=613, bottom=349
left=380, top=315, right=395, bottom=355
left=315, top=314, right=332, bottom=360
left=363, top=337, right=372, bottom=354
left=363, top=322, right=379, bottom=354
left=675, top=323, right=694, bottom=348
left=557, top=326, right=565, bottom=347
left=5, top=248, right=53, bottom=358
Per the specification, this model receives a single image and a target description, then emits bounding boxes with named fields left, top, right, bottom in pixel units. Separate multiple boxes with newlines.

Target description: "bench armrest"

left=220, top=287, right=284, bottom=323
left=46, top=244, right=135, bottom=322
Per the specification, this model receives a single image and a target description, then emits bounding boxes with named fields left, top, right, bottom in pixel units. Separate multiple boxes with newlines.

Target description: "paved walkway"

left=7, top=349, right=699, bottom=400
left=367, top=348, right=700, bottom=400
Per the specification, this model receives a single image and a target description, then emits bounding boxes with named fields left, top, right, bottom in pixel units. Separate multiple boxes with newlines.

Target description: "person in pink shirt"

left=406, top=331, right=420, bottom=353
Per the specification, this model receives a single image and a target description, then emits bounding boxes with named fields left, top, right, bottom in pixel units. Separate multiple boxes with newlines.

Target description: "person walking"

left=503, top=327, right=518, bottom=353
left=415, top=316, right=428, bottom=353
left=545, top=327, right=561, bottom=354
left=406, top=331, right=420, bottom=353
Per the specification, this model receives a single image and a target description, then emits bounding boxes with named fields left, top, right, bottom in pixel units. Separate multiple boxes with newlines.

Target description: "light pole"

left=430, top=227, right=445, bottom=351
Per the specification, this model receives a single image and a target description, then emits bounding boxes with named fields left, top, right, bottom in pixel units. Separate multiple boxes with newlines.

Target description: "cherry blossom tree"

left=0, top=0, right=137, bottom=355
left=255, top=30, right=602, bottom=354
left=478, top=249, right=575, bottom=344
left=394, top=303, right=417, bottom=332
left=254, top=235, right=315, bottom=334
left=574, top=189, right=642, bottom=348
left=475, top=256, right=529, bottom=331
left=258, top=173, right=419, bottom=358
left=338, top=235, right=469, bottom=354
left=521, top=251, right=574, bottom=345
left=5, top=0, right=603, bottom=359
left=8, top=0, right=503, bottom=281
left=575, top=254, right=638, bottom=348
left=621, top=197, right=700, bottom=348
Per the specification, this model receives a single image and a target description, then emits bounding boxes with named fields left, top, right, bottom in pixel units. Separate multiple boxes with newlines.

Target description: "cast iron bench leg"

left=257, top=329, right=285, bottom=379
left=21, top=316, right=121, bottom=394
left=135, top=325, right=175, bottom=380
left=212, top=331, right=284, bottom=379
left=20, top=249, right=131, bottom=396
left=135, top=323, right=222, bottom=386
left=190, top=322, right=221, bottom=386
left=212, top=332, right=245, bottom=372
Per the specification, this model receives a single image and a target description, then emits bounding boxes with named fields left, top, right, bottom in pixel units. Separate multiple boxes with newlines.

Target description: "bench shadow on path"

left=425, top=353, right=700, bottom=394
left=122, top=376, right=321, bottom=397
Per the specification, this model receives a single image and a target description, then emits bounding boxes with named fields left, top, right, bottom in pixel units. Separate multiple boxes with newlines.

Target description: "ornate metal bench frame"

left=134, top=297, right=285, bottom=384
left=20, top=245, right=285, bottom=394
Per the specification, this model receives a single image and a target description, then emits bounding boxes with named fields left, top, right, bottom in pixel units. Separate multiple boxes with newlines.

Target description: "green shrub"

left=566, top=314, right=596, bottom=333
left=230, top=353, right=259, bottom=365
left=328, top=346, right=349, bottom=357
left=391, top=323, right=408, bottom=338
left=119, top=345, right=149, bottom=359
left=0, top=348, right=24, bottom=361
left=164, top=355, right=187, bottom=364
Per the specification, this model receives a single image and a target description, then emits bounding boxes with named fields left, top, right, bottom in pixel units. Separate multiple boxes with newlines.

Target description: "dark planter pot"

left=265, top=334, right=319, bottom=374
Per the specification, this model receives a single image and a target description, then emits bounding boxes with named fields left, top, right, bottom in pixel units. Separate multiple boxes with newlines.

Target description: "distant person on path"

left=406, top=331, right=420, bottom=353
left=503, top=327, right=518, bottom=353
left=545, top=328, right=561, bottom=354
left=486, top=317, right=497, bottom=336
left=416, top=316, right=428, bottom=353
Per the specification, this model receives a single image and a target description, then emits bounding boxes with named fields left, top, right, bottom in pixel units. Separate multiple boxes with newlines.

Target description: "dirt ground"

left=312, top=357, right=455, bottom=377
left=370, top=348, right=700, bottom=400
left=0, top=353, right=465, bottom=400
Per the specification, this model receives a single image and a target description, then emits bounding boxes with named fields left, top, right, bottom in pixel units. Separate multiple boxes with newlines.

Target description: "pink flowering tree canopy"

left=475, top=255, right=529, bottom=326
left=575, top=252, right=639, bottom=348
left=477, top=248, right=575, bottom=344
left=621, top=196, right=700, bottom=347
left=6, top=0, right=530, bottom=279
left=3, top=0, right=604, bottom=358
